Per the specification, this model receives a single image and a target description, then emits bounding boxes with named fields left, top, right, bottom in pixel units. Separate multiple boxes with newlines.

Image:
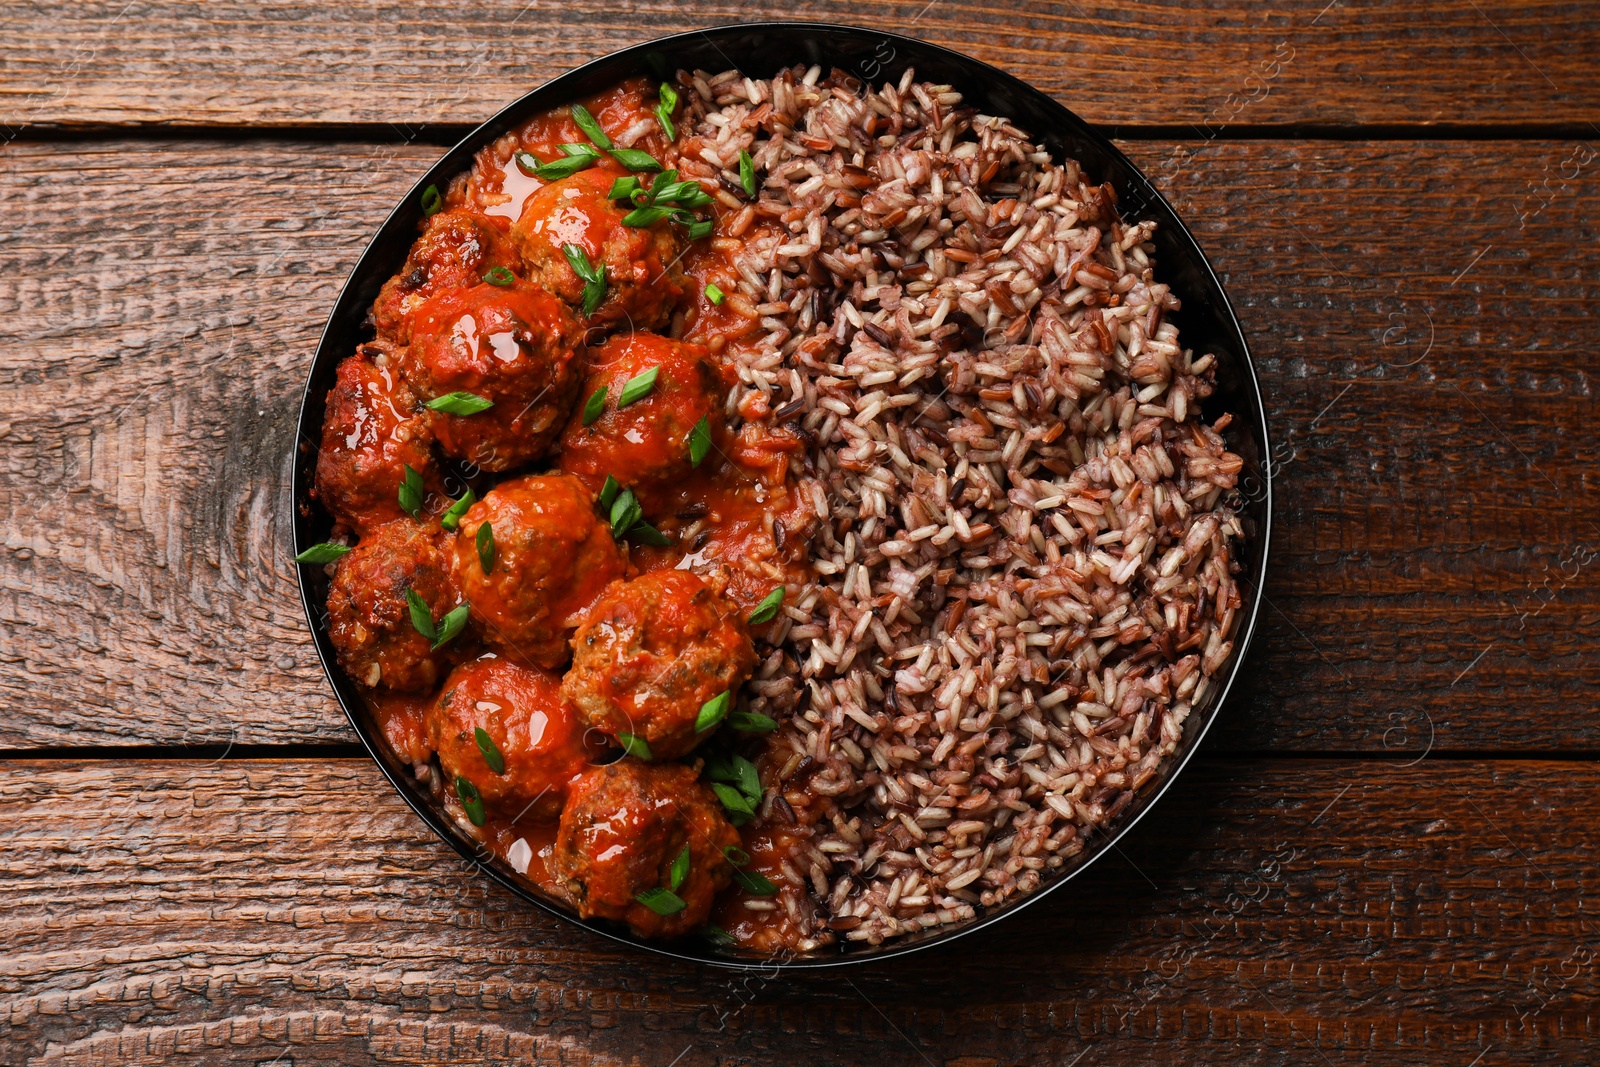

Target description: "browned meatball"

left=372, top=207, right=522, bottom=344
left=554, top=760, right=738, bottom=939
left=314, top=345, right=440, bottom=536
left=402, top=282, right=586, bottom=472
left=453, top=473, right=625, bottom=670
left=558, top=332, right=726, bottom=516
left=511, top=167, right=688, bottom=331
left=428, top=656, right=595, bottom=819
left=327, top=520, right=465, bottom=691
left=563, top=570, right=756, bottom=760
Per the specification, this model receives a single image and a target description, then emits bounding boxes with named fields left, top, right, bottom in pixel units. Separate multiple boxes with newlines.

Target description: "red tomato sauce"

left=353, top=78, right=817, bottom=955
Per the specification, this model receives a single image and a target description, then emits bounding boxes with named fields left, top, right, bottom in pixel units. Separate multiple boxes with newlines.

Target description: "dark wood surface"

left=3, top=5, right=1597, bottom=1064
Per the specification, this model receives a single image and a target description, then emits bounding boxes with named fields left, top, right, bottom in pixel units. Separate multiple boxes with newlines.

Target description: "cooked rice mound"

left=668, top=67, right=1246, bottom=949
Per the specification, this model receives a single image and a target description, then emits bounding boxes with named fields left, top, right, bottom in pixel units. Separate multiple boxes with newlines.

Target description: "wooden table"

left=4, top=3, right=1597, bottom=1063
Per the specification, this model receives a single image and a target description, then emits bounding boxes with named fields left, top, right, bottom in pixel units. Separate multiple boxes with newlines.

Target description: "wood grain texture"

left=3, top=1, right=1599, bottom=132
left=1, top=137, right=1596, bottom=751
left=2, top=757, right=1595, bottom=1065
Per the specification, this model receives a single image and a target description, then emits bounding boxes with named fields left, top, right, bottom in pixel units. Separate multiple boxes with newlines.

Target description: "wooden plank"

left=2, top=757, right=1595, bottom=1064
left=1, top=138, right=1595, bottom=750
left=3, top=1, right=1600, bottom=131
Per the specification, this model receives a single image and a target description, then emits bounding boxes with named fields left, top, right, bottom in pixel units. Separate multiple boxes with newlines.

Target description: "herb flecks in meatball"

left=373, top=207, right=522, bottom=344
left=402, top=282, right=587, bottom=472
left=554, top=760, right=738, bottom=939
left=563, top=569, right=756, bottom=760
left=512, top=168, right=688, bottom=331
left=429, top=656, right=594, bottom=820
left=327, top=520, right=465, bottom=692
left=559, top=332, right=725, bottom=516
left=453, top=473, right=625, bottom=670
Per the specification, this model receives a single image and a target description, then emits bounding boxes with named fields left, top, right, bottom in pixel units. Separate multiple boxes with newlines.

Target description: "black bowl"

left=293, top=21, right=1273, bottom=970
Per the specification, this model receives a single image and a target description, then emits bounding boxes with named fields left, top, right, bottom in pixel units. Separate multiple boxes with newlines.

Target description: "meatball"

left=563, top=570, right=756, bottom=760
left=402, top=282, right=586, bottom=471
left=428, top=656, right=594, bottom=819
left=315, top=345, right=440, bottom=535
left=511, top=167, right=688, bottom=331
left=372, top=207, right=522, bottom=344
left=453, top=473, right=625, bottom=670
left=558, top=332, right=725, bottom=515
left=554, top=760, right=739, bottom=939
left=327, top=520, right=464, bottom=692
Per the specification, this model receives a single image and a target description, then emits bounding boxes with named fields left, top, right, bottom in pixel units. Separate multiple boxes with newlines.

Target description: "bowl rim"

left=293, top=19, right=1274, bottom=971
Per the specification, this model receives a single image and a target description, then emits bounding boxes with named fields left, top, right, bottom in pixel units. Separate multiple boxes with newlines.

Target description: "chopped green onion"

left=581, top=268, right=606, bottom=318
left=635, top=886, right=685, bottom=915
left=738, top=149, right=757, bottom=198
left=426, top=391, right=494, bottom=415
left=701, top=924, right=736, bottom=948
left=432, top=603, right=469, bottom=650
left=405, top=588, right=437, bottom=641
left=608, top=176, right=642, bottom=201
left=688, top=414, right=712, bottom=468
left=440, top=489, right=475, bottom=533
left=475, top=726, right=506, bottom=774
left=704, top=283, right=725, bottom=305
left=710, top=781, right=755, bottom=821
left=621, top=205, right=671, bottom=228
left=618, top=366, right=659, bottom=407
left=670, top=844, right=691, bottom=890
left=694, top=691, right=731, bottom=733
left=732, top=868, right=777, bottom=896
left=655, top=82, right=679, bottom=142
left=608, top=147, right=662, bottom=172
left=420, top=184, right=442, bottom=216
left=648, top=182, right=712, bottom=210
left=627, top=520, right=673, bottom=547
left=398, top=464, right=424, bottom=519
left=562, top=243, right=608, bottom=317
left=722, top=845, right=751, bottom=867
left=456, top=775, right=486, bottom=826
left=648, top=169, right=678, bottom=199
left=294, top=542, right=350, bottom=565
left=729, top=711, right=778, bottom=733
left=562, top=242, right=600, bottom=283
left=618, top=732, right=653, bottom=761
left=513, top=144, right=601, bottom=182
left=747, top=586, right=785, bottom=625
left=676, top=186, right=714, bottom=209
left=685, top=219, right=714, bottom=241
left=581, top=385, right=607, bottom=426
left=476, top=521, right=496, bottom=574
left=483, top=266, right=515, bottom=287
left=534, top=151, right=598, bottom=181
left=597, top=475, right=621, bottom=511
left=707, top=752, right=762, bottom=806
left=570, top=104, right=612, bottom=150
left=608, top=489, right=642, bottom=540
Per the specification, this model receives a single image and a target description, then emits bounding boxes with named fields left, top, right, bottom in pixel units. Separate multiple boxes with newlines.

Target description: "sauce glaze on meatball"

left=402, top=282, right=586, bottom=472
left=372, top=207, right=522, bottom=344
left=512, top=168, right=688, bottom=332
left=453, top=473, right=625, bottom=670
left=315, top=345, right=439, bottom=536
left=554, top=760, right=738, bottom=938
left=429, top=655, right=595, bottom=819
left=563, top=569, right=756, bottom=760
left=327, top=520, right=465, bottom=691
left=558, top=332, right=726, bottom=516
